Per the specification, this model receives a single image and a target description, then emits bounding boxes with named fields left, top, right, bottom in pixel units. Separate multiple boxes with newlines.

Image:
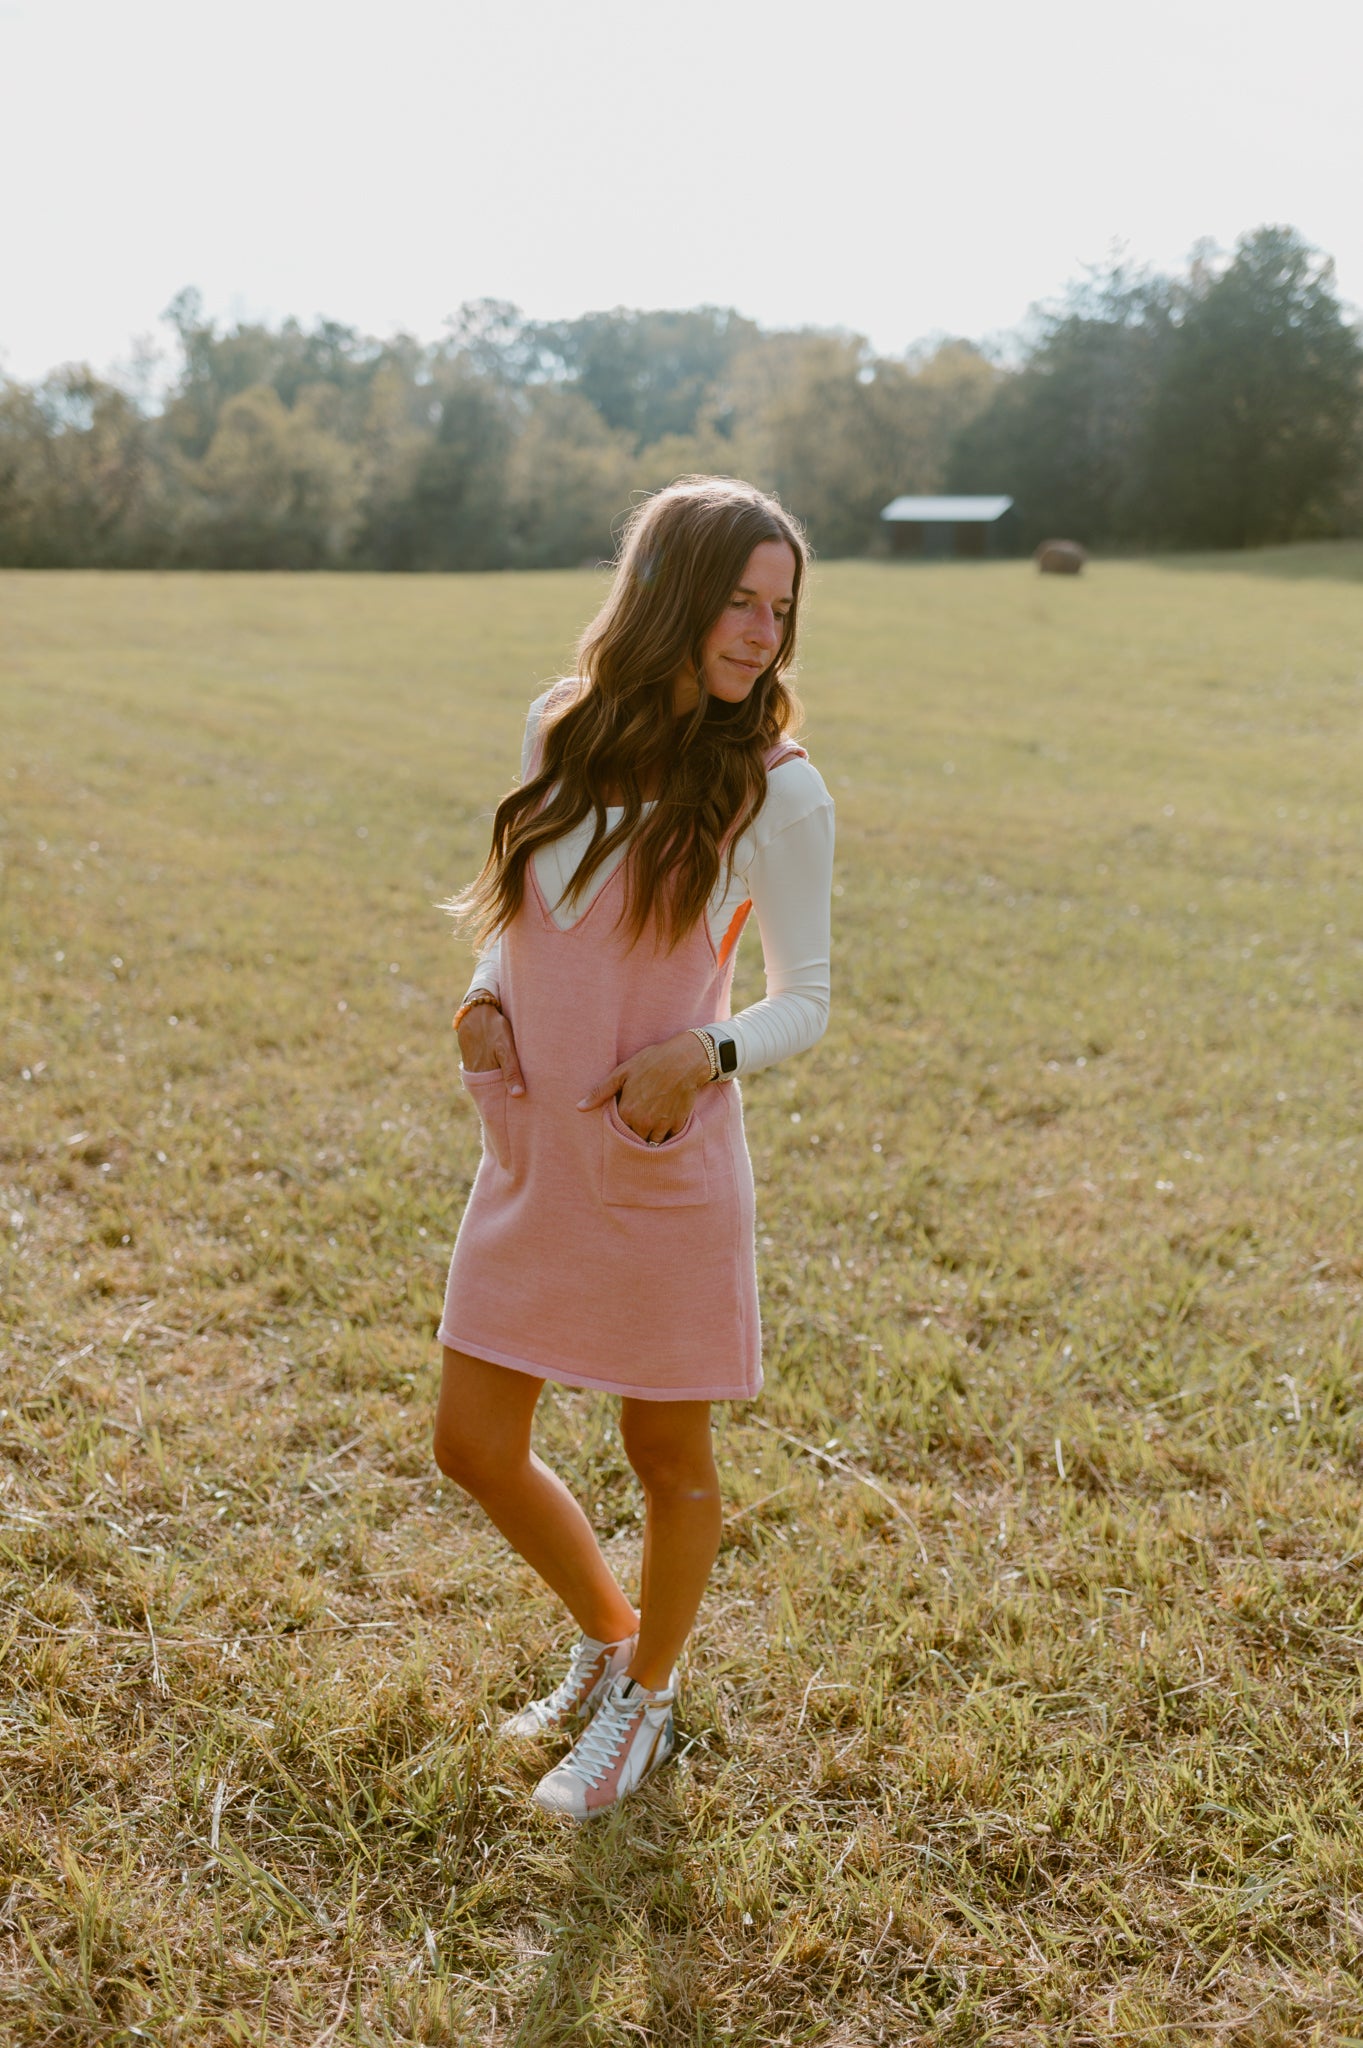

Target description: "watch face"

left=718, top=1036, right=738, bottom=1074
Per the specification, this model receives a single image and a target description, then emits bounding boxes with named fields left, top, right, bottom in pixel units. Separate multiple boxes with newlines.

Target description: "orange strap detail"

left=717, top=898, right=753, bottom=969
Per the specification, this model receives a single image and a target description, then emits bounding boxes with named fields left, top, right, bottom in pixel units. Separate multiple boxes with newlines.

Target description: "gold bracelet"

left=688, top=1026, right=720, bottom=1081
left=453, top=990, right=501, bottom=1031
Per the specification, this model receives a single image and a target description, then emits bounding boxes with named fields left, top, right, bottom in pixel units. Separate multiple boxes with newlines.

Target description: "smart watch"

left=711, top=1027, right=739, bottom=1078
left=691, top=1025, right=739, bottom=1081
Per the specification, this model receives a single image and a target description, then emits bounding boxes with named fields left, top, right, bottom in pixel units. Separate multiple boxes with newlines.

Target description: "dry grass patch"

left=3, top=554, right=1363, bottom=2042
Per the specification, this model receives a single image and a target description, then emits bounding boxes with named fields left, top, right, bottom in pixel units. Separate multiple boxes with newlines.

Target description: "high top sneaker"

left=531, top=1670, right=677, bottom=1819
left=499, top=1631, right=637, bottom=1740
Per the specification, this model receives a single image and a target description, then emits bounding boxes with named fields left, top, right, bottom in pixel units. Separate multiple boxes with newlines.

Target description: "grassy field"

left=3, top=548, right=1363, bottom=2045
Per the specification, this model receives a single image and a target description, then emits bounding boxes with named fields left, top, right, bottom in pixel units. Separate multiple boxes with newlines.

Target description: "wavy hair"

left=448, top=475, right=809, bottom=955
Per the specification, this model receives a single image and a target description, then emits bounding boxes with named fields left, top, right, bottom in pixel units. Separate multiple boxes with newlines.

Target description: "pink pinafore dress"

left=437, top=728, right=810, bottom=1402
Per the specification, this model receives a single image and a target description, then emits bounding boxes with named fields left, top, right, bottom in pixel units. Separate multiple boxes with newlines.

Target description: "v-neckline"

left=528, top=836, right=628, bottom=934
left=528, top=795, right=659, bottom=931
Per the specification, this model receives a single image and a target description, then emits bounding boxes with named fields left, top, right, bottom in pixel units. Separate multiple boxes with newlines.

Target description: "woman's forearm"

left=725, top=802, right=835, bottom=1075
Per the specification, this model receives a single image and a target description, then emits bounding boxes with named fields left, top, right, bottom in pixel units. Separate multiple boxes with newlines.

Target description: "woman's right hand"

left=458, top=1002, right=525, bottom=1093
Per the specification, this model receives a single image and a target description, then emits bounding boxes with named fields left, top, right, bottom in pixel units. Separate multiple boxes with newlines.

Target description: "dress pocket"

left=601, top=1099, right=709, bottom=1208
left=460, top=1065, right=512, bottom=1171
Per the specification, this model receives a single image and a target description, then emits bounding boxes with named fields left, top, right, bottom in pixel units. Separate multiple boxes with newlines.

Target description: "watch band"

left=690, top=1026, right=738, bottom=1081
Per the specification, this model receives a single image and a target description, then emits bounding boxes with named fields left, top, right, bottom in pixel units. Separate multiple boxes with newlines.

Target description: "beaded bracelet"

left=452, top=989, right=501, bottom=1031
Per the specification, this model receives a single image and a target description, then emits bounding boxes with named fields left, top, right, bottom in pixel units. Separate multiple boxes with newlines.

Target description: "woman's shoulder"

left=759, top=749, right=834, bottom=836
left=526, top=675, right=580, bottom=726
left=521, top=677, right=582, bottom=775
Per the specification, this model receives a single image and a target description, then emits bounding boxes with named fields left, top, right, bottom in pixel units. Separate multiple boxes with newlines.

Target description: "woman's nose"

left=746, top=605, right=778, bottom=647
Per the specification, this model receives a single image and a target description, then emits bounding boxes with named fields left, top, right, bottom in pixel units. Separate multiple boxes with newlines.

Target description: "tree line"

left=1, top=225, right=1359, bottom=569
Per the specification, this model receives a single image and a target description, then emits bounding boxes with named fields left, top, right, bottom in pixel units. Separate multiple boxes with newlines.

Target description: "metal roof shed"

left=880, top=494, right=1015, bottom=559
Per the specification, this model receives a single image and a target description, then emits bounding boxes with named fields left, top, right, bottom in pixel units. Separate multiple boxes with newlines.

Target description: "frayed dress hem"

left=435, top=1325, right=762, bottom=1404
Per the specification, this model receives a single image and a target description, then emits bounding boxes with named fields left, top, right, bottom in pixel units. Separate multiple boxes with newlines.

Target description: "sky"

left=2, top=0, right=1360, bottom=386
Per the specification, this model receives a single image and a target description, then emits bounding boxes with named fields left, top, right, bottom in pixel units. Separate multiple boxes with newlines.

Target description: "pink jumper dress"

left=437, top=730, right=810, bottom=1403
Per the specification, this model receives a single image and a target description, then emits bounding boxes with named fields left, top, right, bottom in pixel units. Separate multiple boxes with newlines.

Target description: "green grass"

left=2, top=549, right=1363, bottom=2044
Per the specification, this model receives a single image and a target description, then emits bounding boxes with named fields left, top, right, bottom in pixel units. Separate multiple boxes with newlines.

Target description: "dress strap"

left=762, top=738, right=809, bottom=771
left=716, top=736, right=810, bottom=865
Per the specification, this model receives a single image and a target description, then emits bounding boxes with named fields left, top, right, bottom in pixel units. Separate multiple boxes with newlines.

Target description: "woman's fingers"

left=613, top=1098, right=674, bottom=1142
left=580, top=1036, right=706, bottom=1134
left=493, top=1017, right=526, bottom=1096
left=457, top=1017, right=499, bottom=1071
left=459, top=1008, right=525, bottom=1093
left=577, top=1064, right=627, bottom=1110
left=615, top=1096, right=663, bottom=1141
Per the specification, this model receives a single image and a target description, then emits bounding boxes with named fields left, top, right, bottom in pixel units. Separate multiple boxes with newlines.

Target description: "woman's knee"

left=433, top=1348, right=538, bottom=1495
left=620, top=1403, right=717, bottom=1498
left=432, top=1417, right=526, bottom=1498
left=431, top=1418, right=479, bottom=1489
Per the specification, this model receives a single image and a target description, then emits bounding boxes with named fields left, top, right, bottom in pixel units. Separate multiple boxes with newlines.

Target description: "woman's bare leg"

left=619, top=1398, right=722, bottom=1691
left=434, top=1348, right=638, bottom=1644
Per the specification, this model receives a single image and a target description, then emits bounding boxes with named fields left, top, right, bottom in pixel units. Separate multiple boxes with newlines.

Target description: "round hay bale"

left=1034, top=539, right=1087, bottom=575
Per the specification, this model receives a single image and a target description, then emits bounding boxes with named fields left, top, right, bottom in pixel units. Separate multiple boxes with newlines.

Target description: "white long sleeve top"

left=464, top=685, right=835, bottom=1075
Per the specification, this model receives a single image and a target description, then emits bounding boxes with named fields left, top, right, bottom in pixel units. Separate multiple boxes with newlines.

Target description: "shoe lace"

left=564, top=1688, right=640, bottom=1787
left=540, top=1637, right=604, bottom=1719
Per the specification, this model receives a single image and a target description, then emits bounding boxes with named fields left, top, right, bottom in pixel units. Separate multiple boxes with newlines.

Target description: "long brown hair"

left=448, top=475, right=809, bottom=955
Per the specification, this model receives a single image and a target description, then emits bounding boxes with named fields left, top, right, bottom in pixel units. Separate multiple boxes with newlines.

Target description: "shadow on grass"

left=1151, top=538, right=1363, bottom=581
left=509, top=1771, right=737, bottom=2048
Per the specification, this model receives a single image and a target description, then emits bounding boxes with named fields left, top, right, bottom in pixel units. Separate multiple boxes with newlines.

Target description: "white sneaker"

left=531, top=1670, right=677, bottom=1819
left=498, top=1630, right=637, bottom=1740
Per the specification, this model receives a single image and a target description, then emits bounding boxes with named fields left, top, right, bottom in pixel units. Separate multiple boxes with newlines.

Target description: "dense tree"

left=1, top=234, right=1358, bottom=569
left=529, top=307, right=761, bottom=447
left=504, top=388, right=633, bottom=568
left=948, top=231, right=1362, bottom=549
left=364, top=363, right=514, bottom=571
left=736, top=333, right=997, bottom=555
left=182, top=383, right=361, bottom=569
left=893, top=339, right=1002, bottom=489
left=161, top=289, right=398, bottom=459
left=0, top=368, right=161, bottom=565
left=948, top=262, right=1175, bottom=546
left=1144, top=227, right=1362, bottom=547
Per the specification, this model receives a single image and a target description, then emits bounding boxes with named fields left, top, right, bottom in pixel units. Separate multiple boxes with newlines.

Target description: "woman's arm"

left=723, top=797, right=835, bottom=1074
left=455, top=691, right=557, bottom=1082
left=575, top=792, right=835, bottom=1137
left=459, top=688, right=556, bottom=1004
left=463, top=942, right=502, bottom=1004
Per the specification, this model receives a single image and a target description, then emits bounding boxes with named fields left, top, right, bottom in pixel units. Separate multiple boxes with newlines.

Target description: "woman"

left=436, top=475, right=835, bottom=1819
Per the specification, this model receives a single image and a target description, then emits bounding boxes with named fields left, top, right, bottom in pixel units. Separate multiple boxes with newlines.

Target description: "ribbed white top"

left=465, top=686, right=835, bottom=1075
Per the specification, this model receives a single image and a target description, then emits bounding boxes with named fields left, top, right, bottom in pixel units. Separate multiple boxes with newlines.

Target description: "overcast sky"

left=2, top=0, right=1360, bottom=386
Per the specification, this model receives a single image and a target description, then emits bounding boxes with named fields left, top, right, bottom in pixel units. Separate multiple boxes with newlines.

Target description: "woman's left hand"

left=577, top=1031, right=712, bottom=1143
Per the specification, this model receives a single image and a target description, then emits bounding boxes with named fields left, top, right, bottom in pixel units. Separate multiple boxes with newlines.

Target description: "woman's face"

left=674, top=539, right=797, bottom=715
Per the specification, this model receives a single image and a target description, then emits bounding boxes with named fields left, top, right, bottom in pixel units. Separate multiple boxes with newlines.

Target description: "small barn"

left=880, top=494, right=1015, bottom=559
